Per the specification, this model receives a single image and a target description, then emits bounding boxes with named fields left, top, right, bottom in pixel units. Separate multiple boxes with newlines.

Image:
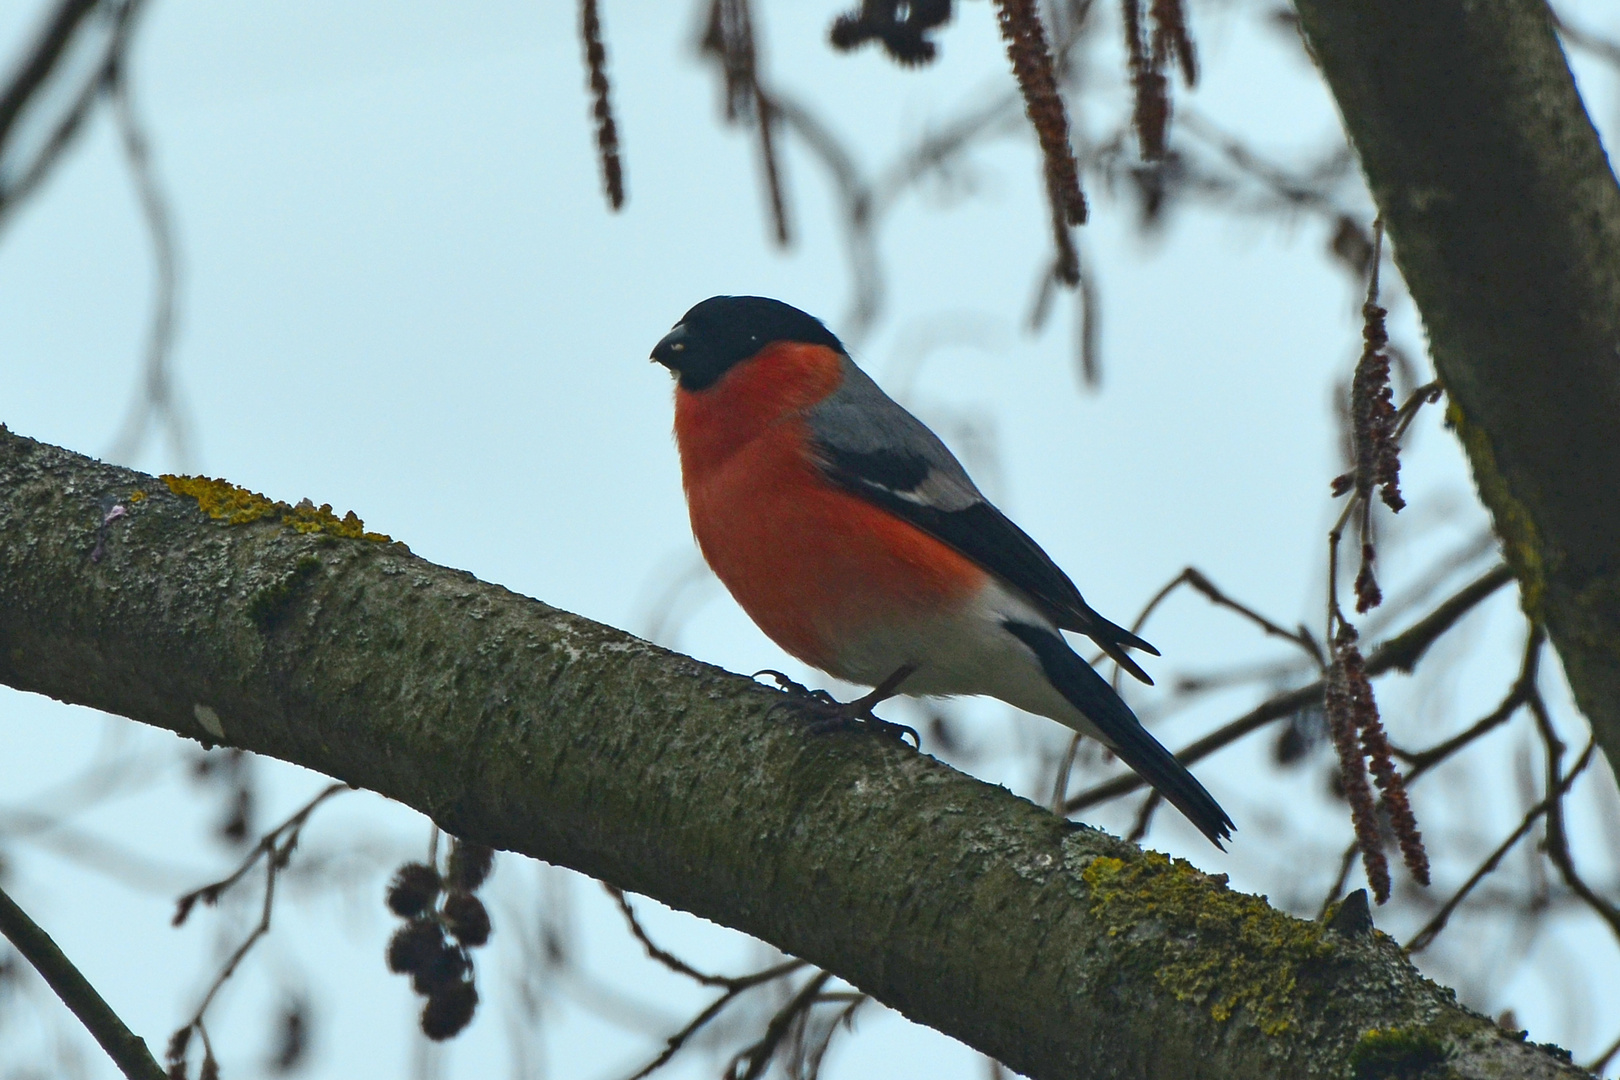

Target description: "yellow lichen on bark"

left=162, top=474, right=390, bottom=543
left=1082, top=850, right=1336, bottom=1036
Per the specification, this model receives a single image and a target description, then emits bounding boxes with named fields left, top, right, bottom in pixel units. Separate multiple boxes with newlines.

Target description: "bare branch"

left=728, top=970, right=834, bottom=1080
left=701, top=0, right=791, bottom=246
left=0, top=0, right=151, bottom=230
left=106, top=63, right=190, bottom=469
left=166, top=783, right=347, bottom=1076
left=622, top=958, right=809, bottom=1080
left=1554, top=11, right=1620, bottom=68
left=1067, top=565, right=1514, bottom=813
left=607, top=884, right=758, bottom=988
left=1405, top=741, right=1596, bottom=955
left=1397, top=626, right=1544, bottom=776
left=1585, top=1027, right=1620, bottom=1076
left=0, top=432, right=1586, bottom=1080
left=1532, top=690, right=1620, bottom=946
left=0, top=883, right=166, bottom=1080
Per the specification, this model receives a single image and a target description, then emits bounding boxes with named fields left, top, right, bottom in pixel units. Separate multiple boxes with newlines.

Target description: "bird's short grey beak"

left=651, top=324, right=688, bottom=370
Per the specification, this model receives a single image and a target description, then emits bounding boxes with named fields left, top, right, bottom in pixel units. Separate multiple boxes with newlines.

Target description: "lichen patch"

left=1081, top=849, right=1336, bottom=1036
left=163, top=475, right=390, bottom=542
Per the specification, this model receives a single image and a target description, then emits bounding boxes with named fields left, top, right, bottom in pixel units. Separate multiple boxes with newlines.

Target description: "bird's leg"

left=846, top=662, right=919, bottom=714
left=754, top=664, right=921, bottom=747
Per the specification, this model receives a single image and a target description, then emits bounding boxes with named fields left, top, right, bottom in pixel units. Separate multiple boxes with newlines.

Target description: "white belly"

left=819, top=578, right=1112, bottom=745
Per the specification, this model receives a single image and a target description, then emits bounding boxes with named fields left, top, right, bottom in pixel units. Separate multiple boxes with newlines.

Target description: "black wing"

left=804, top=361, right=1157, bottom=682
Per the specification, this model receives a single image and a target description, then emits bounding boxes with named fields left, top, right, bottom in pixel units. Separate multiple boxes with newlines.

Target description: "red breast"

left=673, top=342, right=987, bottom=671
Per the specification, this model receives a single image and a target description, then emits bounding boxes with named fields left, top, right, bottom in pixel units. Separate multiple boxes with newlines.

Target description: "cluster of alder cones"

left=384, top=838, right=495, bottom=1039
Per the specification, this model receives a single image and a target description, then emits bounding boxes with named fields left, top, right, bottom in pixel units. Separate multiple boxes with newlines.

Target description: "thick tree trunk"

left=1291, top=0, right=1620, bottom=782
left=0, top=427, right=1587, bottom=1079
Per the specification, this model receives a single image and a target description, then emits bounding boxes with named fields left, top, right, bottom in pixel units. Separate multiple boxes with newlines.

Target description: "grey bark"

left=0, top=427, right=1588, bottom=1079
left=1291, top=0, right=1620, bottom=783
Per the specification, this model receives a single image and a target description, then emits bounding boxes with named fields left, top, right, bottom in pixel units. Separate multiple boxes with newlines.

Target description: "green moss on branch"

left=1349, top=1026, right=1455, bottom=1080
left=1082, top=850, right=1334, bottom=1035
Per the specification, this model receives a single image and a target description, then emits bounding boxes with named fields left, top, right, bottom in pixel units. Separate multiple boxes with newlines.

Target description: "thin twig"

left=1585, top=1027, right=1620, bottom=1076
left=702, top=0, right=791, bottom=246
left=755, top=92, right=790, bottom=246
left=1555, top=12, right=1620, bottom=67
left=1057, top=563, right=1318, bottom=811
left=606, top=880, right=811, bottom=1080
left=731, top=970, right=835, bottom=1080
left=1049, top=733, right=1081, bottom=812
left=0, top=0, right=152, bottom=230
left=1368, top=564, right=1515, bottom=673
left=622, top=957, right=809, bottom=1080
left=0, top=0, right=101, bottom=221
left=167, top=783, right=347, bottom=1073
left=871, top=91, right=1022, bottom=217
left=1179, top=567, right=1323, bottom=664
left=0, top=0, right=98, bottom=152
left=804, top=992, right=867, bottom=1080
left=1089, top=564, right=1322, bottom=677
left=1076, top=242, right=1101, bottom=385
left=1405, top=741, right=1596, bottom=954
left=605, top=884, right=732, bottom=987
left=0, top=883, right=166, bottom=1080
left=172, top=782, right=346, bottom=925
left=1396, top=626, right=1543, bottom=776
left=1391, top=379, right=1444, bottom=440
left=1066, top=565, right=1513, bottom=813
left=626, top=989, right=739, bottom=1080
left=769, top=93, right=881, bottom=340
left=1324, top=478, right=1359, bottom=630
left=1125, top=790, right=1161, bottom=843
left=1175, top=110, right=1351, bottom=217
left=1531, top=691, right=1620, bottom=946
left=773, top=83, right=1020, bottom=344
left=1316, top=843, right=1359, bottom=920
left=107, top=61, right=190, bottom=468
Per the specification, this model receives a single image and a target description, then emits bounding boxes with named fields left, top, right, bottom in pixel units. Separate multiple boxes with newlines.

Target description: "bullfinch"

left=652, top=295, right=1233, bottom=846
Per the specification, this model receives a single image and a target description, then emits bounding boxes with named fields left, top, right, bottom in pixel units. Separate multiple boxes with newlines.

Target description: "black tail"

left=1004, top=621, right=1234, bottom=848
left=1073, top=606, right=1158, bottom=686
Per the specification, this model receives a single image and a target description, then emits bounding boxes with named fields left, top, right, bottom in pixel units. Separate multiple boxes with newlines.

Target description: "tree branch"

left=0, top=0, right=99, bottom=156
left=1291, top=0, right=1620, bottom=787
left=0, top=882, right=166, bottom=1080
left=1067, top=564, right=1514, bottom=813
left=0, top=427, right=1586, bottom=1080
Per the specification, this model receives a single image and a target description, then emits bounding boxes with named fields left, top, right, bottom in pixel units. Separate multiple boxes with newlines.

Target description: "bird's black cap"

left=651, top=296, right=846, bottom=391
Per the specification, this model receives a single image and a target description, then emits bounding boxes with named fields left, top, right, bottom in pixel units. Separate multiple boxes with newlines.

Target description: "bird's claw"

left=753, top=669, right=830, bottom=701
left=805, top=710, right=921, bottom=748
left=752, top=670, right=920, bottom=748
